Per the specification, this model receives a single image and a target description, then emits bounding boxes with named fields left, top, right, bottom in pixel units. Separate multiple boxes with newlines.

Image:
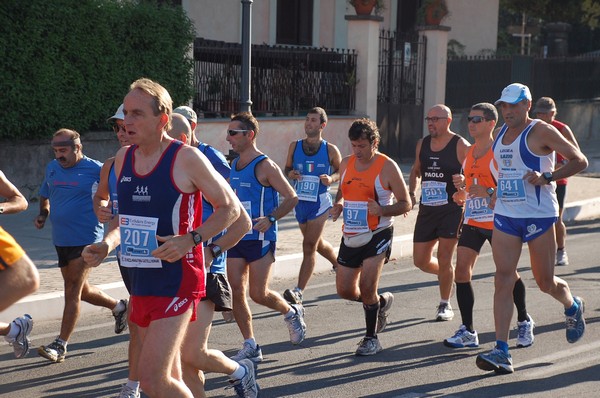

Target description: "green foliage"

left=0, top=0, right=196, bottom=140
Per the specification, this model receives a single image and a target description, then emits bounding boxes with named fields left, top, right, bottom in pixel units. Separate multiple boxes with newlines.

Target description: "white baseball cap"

left=494, top=83, right=532, bottom=105
left=107, top=104, right=124, bottom=121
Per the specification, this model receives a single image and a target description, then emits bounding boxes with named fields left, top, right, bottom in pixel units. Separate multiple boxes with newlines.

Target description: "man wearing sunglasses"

left=444, top=103, right=534, bottom=351
left=226, top=112, right=306, bottom=365
left=409, top=104, right=470, bottom=322
left=476, top=83, right=588, bottom=374
left=532, top=97, right=580, bottom=267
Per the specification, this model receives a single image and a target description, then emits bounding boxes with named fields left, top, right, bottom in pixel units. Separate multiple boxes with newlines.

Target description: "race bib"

left=342, top=200, right=370, bottom=234
left=465, top=196, right=494, bottom=222
left=497, top=172, right=526, bottom=203
left=421, top=181, right=448, bottom=206
left=119, top=214, right=161, bottom=268
left=296, top=175, right=320, bottom=202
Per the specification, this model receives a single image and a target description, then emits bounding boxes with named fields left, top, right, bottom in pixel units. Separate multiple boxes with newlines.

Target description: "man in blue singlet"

left=226, top=112, right=307, bottom=364
left=282, top=107, right=342, bottom=305
left=476, top=83, right=588, bottom=374
left=34, top=129, right=128, bottom=363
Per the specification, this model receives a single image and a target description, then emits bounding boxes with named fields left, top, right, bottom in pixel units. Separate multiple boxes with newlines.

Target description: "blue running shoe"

left=476, top=347, right=514, bottom=374
left=566, top=296, right=585, bottom=343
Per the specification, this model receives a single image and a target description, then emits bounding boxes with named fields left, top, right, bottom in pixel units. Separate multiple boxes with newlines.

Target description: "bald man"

left=409, top=104, right=470, bottom=322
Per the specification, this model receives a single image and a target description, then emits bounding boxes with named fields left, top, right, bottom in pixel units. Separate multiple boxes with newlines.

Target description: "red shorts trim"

left=130, top=295, right=198, bottom=328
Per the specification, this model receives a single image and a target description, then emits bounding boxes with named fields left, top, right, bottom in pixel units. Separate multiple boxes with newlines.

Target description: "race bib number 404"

left=119, top=214, right=161, bottom=268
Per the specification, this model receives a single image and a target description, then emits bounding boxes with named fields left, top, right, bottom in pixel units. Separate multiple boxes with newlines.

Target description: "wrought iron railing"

left=193, top=38, right=357, bottom=118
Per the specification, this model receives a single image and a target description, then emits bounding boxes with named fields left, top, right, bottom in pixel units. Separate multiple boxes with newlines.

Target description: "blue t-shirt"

left=39, top=156, right=104, bottom=246
left=198, top=142, right=230, bottom=180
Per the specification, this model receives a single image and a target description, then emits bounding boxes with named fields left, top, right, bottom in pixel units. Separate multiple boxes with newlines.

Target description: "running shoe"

left=376, top=292, right=394, bottom=333
left=9, top=314, right=33, bottom=359
left=231, top=342, right=263, bottom=364
left=444, top=325, right=479, bottom=348
left=38, top=338, right=67, bottom=363
left=113, top=299, right=128, bottom=334
left=284, top=304, right=306, bottom=345
left=355, top=336, right=383, bottom=356
left=516, top=315, right=535, bottom=348
left=283, top=288, right=303, bottom=305
left=228, top=358, right=260, bottom=398
left=566, top=296, right=585, bottom=343
left=435, top=302, right=454, bottom=321
left=117, top=384, right=140, bottom=398
left=476, top=347, right=514, bottom=374
left=556, top=249, right=569, bottom=266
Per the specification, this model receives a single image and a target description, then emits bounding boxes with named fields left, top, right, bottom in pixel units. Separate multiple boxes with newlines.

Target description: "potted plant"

left=417, top=0, right=449, bottom=26
left=348, top=0, right=385, bottom=16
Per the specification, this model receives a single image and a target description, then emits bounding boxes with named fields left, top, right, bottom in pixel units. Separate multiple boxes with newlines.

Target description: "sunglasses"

left=467, top=116, right=491, bottom=124
left=112, top=124, right=126, bottom=133
left=424, top=116, right=447, bottom=123
left=227, top=129, right=250, bottom=136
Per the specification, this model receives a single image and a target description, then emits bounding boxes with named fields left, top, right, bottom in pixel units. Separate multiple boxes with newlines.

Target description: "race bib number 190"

left=119, top=214, right=161, bottom=268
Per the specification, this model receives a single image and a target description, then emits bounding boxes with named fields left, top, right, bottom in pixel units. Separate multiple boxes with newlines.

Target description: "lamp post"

left=240, top=0, right=253, bottom=112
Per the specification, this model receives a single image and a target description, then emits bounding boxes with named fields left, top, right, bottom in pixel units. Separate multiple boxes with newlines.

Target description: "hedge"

left=0, top=0, right=196, bottom=140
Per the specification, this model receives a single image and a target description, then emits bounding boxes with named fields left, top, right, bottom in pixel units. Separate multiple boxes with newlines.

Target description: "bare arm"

left=321, top=142, right=342, bottom=186
left=93, top=158, right=115, bottom=223
left=203, top=201, right=252, bottom=265
left=367, top=158, right=411, bottom=217
left=0, top=170, right=28, bottom=214
left=330, top=155, right=349, bottom=221
left=284, top=141, right=300, bottom=180
left=408, top=138, right=423, bottom=207
left=34, top=197, right=50, bottom=229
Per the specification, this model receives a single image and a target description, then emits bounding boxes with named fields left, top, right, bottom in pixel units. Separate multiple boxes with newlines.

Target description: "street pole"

left=240, top=0, right=253, bottom=113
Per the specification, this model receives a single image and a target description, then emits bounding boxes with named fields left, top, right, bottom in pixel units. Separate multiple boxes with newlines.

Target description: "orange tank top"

left=462, top=145, right=496, bottom=230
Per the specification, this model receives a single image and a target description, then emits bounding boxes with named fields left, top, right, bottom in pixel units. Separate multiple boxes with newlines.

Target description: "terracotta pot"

left=352, top=0, right=377, bottom=16
left=424, top=1, right=448, bottom=25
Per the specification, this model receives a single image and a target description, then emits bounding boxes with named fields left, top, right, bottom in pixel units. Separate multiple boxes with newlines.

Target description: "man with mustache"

left=34, top=129, right=127, bottom=363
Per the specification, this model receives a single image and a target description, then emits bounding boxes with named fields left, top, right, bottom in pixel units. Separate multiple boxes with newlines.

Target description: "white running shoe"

left=284, top=304, right=307, bottom=345
left=556, top=249, right=569, bottom=266
left=355, top=336, right=383, bottom=356
left=231, top=342, right=263, bottom=364
left=444, top=325, right=479, bottom=348
left=435, top=302, right=454, bottom=321
left=516, top=315, right=535, bottom=348
left=376, top=292, right=394, bottom=333
left=8, top=314, right=33, bottom=359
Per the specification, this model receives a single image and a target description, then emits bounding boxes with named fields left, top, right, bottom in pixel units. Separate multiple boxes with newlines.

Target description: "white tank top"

left=492, top=120, right=558, bottom=218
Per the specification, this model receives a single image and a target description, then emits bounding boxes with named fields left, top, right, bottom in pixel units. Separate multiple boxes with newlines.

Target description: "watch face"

left=192, top=232, right=202, bottom=245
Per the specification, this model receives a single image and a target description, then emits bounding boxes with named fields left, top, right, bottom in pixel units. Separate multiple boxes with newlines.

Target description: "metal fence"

left=446, top=54, right=600, bottom=110
left=193, top=38, right=357, bottom=118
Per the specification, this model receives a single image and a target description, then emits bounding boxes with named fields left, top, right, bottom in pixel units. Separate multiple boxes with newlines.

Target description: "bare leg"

left=227, top=258, right=253, bottom=340
left=248, top=253, right=291, bottom=314
left=0, top=253, right=39, bottom=312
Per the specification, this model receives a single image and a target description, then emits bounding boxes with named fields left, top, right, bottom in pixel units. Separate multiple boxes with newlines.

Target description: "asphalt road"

left=1, top=220, right=599, bottom=398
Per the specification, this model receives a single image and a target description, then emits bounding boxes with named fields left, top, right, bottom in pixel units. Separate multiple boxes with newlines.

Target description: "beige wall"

left=185, top=1, right=498, bottom=56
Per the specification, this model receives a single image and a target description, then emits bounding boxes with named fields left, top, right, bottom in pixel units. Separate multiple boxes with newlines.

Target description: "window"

left=276, top=0, right=313, bottom=46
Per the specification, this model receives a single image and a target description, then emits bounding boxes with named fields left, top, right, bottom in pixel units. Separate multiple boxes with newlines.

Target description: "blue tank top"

left=199, top=142, right=231, bottom=274
left=230, top=154, right=278, bottom=241
left=292, top=139, right=331, bottom=203
left=117, top=141, right=204, bottom=298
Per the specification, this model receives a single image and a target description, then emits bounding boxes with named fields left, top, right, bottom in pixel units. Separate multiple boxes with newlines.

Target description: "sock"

left=363, top=302, right=379, bottom=338
left=565, top=300, right=579, bottom=316
left=57, top=338, right=68, bottom=349
left=6, top=321, right=21, bottom=340
left=112, top=299, right=126, bottom=314
left=495, top=340, right=509, bottom=354
left=285, top=307, right=296, bottom=318
left=513, top=278, right=529, bottom=323
left=244, top=338, right=257, bottom=349
left=125, top=380, right=140, bottom=391
left=293, top=287, right=302, bottom=293
left=440, top=299, right=449, bottom=305
left=456, top=282, right=475, bottom=332
left=229, top=363, right=246, bottom=380
left=557, top=247, right=564, bottom=252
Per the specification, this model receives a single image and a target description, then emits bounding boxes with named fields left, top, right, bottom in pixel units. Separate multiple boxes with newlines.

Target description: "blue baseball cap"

left=494, top=83, right=532, bottom=105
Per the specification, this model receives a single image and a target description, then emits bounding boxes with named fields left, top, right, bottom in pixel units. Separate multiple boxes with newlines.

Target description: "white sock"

left=57, top=338, right=68, bottom=349
left=244, top=338, right=257, bottom=349
left=112, top=300, right=126, bottom=314
left=440, top=300, right=449, bottom=305
left=229, top=363, right=246, bottom=380
left=285, top=308, right=296, bottom=318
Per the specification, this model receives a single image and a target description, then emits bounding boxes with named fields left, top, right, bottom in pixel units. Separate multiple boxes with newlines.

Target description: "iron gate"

left=377, top=30, right=426, bottom=161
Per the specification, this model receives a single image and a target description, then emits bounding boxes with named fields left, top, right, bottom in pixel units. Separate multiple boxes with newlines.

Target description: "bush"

left=0, top=0, right=196, bottom=140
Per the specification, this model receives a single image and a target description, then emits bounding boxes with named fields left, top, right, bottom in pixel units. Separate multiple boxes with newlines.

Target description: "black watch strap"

left=190, top=230, right=202, bottom=247
left=207, top=243, right=222, bottom=258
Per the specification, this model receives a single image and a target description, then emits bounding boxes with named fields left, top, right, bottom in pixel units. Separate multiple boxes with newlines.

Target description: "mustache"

left=57, top=157, right=67, bottom=162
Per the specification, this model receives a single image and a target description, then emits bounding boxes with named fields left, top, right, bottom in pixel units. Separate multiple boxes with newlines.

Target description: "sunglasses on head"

left=467, top=116, right=491, bottom=124
left=227, top=129, right=250, bottom=136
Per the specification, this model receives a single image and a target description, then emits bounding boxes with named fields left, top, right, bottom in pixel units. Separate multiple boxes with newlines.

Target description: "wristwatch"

left=486, top=187, right=495, bottom=197
left=542, top=172, right=554, bottom=184
left=267, top=215, right=277, bottom=224
left=190, top=230, right=202, bottom=247
left=207, top=243, right=222, bottom=258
